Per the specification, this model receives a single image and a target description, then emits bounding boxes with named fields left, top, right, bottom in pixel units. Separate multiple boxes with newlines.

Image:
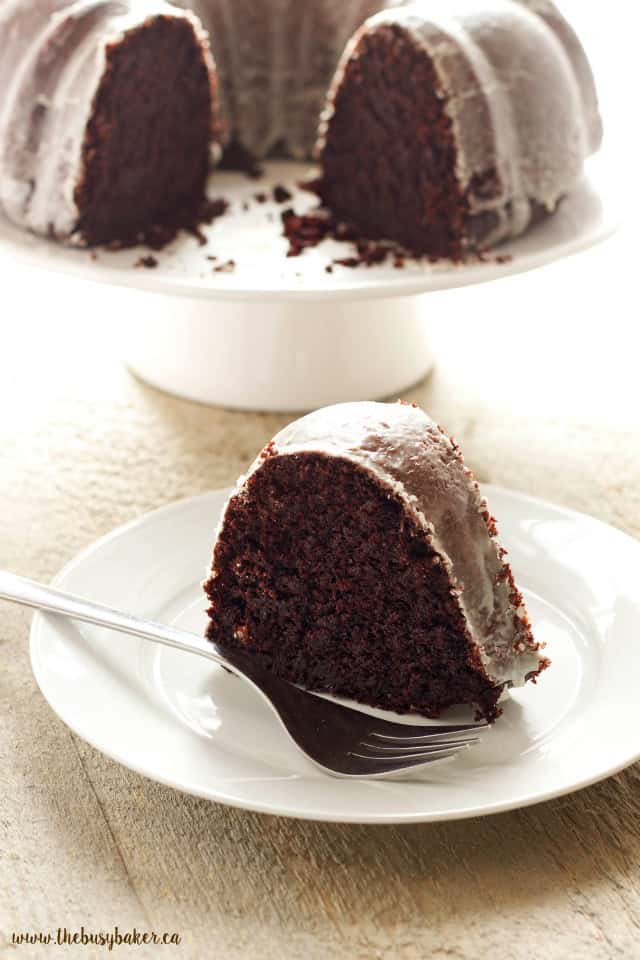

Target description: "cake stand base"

left=123, top=291, right=432, bottom=412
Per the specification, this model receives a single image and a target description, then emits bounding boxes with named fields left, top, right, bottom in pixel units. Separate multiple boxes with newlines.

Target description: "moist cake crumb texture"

left=75, top=15, right=214, bottom=247
left=204, top=401, right=549, bottom=722
left=317, top=23, right=469, bottom=261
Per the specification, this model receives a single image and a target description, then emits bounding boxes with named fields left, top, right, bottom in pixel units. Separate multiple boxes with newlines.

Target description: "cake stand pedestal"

left=0, top=156, right=618, bottom=411
left=123, top=291, right=431, bottom=410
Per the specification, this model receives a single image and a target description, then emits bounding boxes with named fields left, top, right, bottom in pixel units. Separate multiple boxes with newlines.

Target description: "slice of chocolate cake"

left=203, top=402, right=548, bottom=722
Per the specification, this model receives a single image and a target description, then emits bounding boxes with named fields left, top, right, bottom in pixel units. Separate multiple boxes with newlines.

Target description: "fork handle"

left=0, top=569, right=235, bottom=673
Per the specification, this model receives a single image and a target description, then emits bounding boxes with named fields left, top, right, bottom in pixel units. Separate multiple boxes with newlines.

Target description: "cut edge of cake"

left=203, top=401, right=550, bottom=722
left=73, top=9, right=221, bottom=248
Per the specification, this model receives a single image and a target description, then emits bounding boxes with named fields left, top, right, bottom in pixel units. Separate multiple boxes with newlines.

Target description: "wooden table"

left=2, top=217, right=639, bottom=959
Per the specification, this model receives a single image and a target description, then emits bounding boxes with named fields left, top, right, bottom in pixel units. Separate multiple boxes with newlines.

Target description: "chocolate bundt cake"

left=203, top=402, right=549, bottom=722
left=316, top=0, right=603, bottom=259
left=0, top=1, right=219, bottom=246
left=0, top=0, right=599, bottom=253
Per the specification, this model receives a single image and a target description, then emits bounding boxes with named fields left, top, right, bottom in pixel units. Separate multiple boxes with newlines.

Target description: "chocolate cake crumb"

left=213, top=259, right=236, bottom=273
left=355, top=240, right=388, bottom=265
left=206, top=254, right=218, bottom=261
left=273, top=184, right=293, bottom=203
left=333, top=256, right=360, bottom=268
left=281, top=207, right=333, bottom=257
left=254, top=192, right=268, bottom=204
left=134, top=254, right=158, bottom=268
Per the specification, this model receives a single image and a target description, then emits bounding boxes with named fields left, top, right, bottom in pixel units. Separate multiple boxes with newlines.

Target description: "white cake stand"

left=0, top=153, right=619, bottom=411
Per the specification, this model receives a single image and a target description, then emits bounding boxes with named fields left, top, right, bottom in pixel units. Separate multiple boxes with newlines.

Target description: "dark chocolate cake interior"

left=317, top=24, right=470, bottom=261
left=75, top=15, right=213, bottom=246
left=205, top=452, right=502, bottom=721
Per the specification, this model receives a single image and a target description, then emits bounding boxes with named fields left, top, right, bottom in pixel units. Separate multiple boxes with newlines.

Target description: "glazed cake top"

left=239, top=401, right=543, bottom=688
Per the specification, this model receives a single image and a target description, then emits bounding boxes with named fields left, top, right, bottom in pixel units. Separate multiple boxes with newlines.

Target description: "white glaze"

left=215, top=401, right=545, bottom=690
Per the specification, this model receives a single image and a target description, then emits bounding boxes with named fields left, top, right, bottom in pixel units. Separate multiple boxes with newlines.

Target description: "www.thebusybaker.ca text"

left=11, top=927, right=182, bottom=950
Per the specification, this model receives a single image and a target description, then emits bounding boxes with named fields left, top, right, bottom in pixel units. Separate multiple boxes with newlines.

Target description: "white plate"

left=30, top=486, right=640, bottom=824
left=1, top=153, right=620, bottom=303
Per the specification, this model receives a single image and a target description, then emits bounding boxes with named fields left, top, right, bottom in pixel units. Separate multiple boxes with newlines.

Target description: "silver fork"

left=0, top=571, right=487, bottom=779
